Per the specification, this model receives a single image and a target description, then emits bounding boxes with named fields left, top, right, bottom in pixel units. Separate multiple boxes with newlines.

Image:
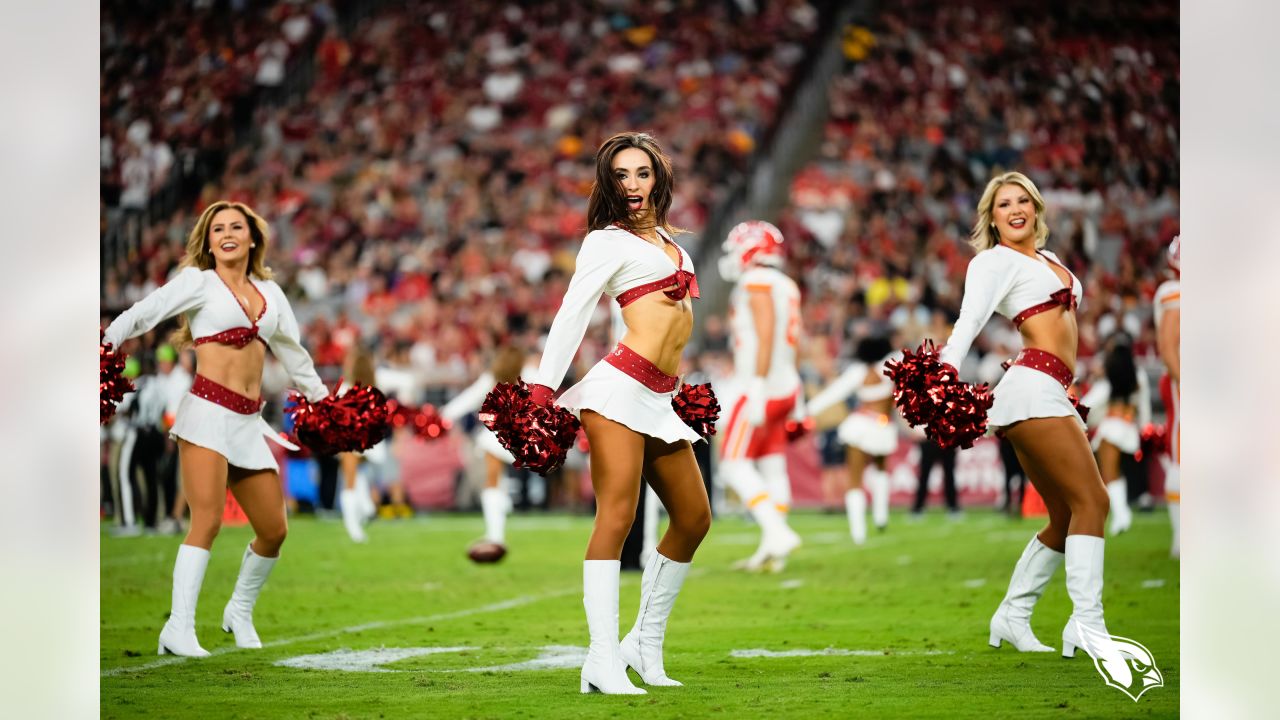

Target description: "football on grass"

left=467, top=540, right=507, bottom=564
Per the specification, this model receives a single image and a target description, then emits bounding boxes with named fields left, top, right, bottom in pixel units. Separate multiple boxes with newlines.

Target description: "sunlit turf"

left=102, top=508, right=1178, bottom=718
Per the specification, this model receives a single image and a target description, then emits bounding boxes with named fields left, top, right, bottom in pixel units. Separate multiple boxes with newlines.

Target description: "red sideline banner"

left=782, top=435, right=1169, bottom=509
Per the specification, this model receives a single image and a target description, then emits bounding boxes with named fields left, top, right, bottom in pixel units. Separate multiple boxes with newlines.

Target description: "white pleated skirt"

left=169, top=393, right=297, bottom=471
left=988, top=365, right=1085, bottom=432
left=475, top=425, right=517, bottom=464
left=837, top=411, right=899, bottom=456
left=557, top=361, right=703, bottom=445
left=1092, top=417, right=1140, bottom=454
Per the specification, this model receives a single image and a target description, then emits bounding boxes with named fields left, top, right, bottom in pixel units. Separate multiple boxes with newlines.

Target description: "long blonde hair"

left=170, top=201, right=275, bottom=349
left=969, top=171, right=1050, bottom=251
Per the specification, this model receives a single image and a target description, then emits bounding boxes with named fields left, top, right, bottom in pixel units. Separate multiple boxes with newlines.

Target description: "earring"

left=251, top=243, right=257, bottom=248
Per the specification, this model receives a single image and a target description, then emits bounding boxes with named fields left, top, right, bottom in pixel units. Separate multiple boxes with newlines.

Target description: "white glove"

left=745, top=377, right=767, bottom=427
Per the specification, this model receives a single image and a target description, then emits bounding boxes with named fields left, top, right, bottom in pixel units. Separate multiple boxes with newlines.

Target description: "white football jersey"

left=1154, top=279, right=1180, bottom=332
left=729, top=265, right=801, bottom=396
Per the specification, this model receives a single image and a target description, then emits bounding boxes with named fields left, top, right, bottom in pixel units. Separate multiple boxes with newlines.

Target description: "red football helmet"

left=719, top=220, right=785, bottom=281
left=1166, top=235, right=1180, bottom=274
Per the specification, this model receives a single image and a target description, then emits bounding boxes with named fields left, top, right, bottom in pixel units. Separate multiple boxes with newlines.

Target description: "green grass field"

left=101, top=508, right=1179, bottom=718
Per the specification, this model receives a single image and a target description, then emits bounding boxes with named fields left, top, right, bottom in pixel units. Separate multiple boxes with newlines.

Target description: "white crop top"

left=533, top=225, right=697, bottom=390
left=807, top=358, right=894, bottom=417
left=939, top=245, right=1083, bottom=370
left=104, top=267, right=328, bottom=402
left=1079, top=372, right=1152, bottom=428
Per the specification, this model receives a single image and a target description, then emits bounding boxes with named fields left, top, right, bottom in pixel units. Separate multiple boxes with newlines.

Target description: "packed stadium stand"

left=101, top=0, right=1178, bottom=513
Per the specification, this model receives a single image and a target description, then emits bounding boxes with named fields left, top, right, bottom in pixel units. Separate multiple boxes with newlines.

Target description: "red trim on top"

left=603, top=343, right=679, bottom=393
left=195, top=326, right=263, bottom=348
left=214, top=272, right=267, bottom=324
left=615, top=271, right=699, bottom=307
left=1002, top=245, right=1078, bottom=328
left=198, top=273, right=268, bottom=347
left=611, top=226, right=700, bottom=307
left=1012, top=287, right=1078, bottom=327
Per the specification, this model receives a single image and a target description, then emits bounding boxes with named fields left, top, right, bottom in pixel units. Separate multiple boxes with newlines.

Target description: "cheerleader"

left=807, top=336, right=899, bottom=544
left=1079, top=333, right=1151, bottom=535
left=524, top=132, right=711, bottom=694
left=103, top=201, right=330, bottom=657
left=929, top=172, right=1120, bottom=659
left=439, top=347, right=530, bottom=550
left=337, top=347, right=382, bottom=543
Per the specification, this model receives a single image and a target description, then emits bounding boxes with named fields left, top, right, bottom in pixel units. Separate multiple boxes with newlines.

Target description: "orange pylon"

left=223, top=488, right=249, bottom=526
left=1021, top=482, right=1048, bottom=517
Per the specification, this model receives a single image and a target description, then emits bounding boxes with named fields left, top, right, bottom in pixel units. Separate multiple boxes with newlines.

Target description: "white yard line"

left=731, top=648, right=953, bottom=658
left=101, top=587, right=579, bottom=678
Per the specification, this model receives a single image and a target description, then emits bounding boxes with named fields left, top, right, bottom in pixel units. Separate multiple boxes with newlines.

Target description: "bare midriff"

left=862, top=369, right=894, bottom=415
left=619, top=291, right=694, bottom=376
left=1106, top=400, right=1136, bottom=419
left=194, top=342, right=266, bottom=400
left=1017, top=263, right=1079, bottom=374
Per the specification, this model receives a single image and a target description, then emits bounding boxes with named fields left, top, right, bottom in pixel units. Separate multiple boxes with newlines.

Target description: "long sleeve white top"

left=532, top=226, right=695, bottom=390
left=104, top=266, right=328, bottom=402
left=808, top=356, right=896, bottom=417
left=441, top=372, right=498, bottom=423
left=939, top=245, right=1083, bottom=370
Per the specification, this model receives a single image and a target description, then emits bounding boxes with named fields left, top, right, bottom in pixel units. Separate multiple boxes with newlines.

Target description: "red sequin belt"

left=195, top=326, right=265, bottom=349
left=191, top=374, right=263, bottom=415
left=1006, top=348, right=1073, bottom=390
left=603, top=343, right=679, bottom=393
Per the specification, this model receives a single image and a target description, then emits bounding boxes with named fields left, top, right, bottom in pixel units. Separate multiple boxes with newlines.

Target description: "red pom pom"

left=1140, top=422, right=1168, bottom=460
left=1068, top=392, right=1090, bottom=424
left=925, top=380, right=994, bottom=450
left=785, top=416, right=815, bottom=442
left=672, top=382, right=720, bottom=438
left=885, top=340, right=993, bottom=450
left=479, top=380, right=581, bottom=476
left=409, top=404, right=452, bottom=441
left=288, top=384, right=391, bottom=455
left=100, top=330, right=134, bottom=425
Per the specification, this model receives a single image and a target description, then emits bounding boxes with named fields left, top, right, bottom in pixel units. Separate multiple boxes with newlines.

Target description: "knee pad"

left=717, top=459, right=767, bottom=500
left=1163, top=460, right=1180, bottom=499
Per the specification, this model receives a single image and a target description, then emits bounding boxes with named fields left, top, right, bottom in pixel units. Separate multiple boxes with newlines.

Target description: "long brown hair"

left=586, top=132, right=681, bottom=235
left=490, top=346, right=525, bottom=384
left=170, top=201, right=275, bottom=349
left=345, top=345, right=378, bottom=387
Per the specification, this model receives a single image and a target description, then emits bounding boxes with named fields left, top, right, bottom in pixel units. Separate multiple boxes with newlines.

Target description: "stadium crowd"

left=778, top=0, right=1179, bottom=381
left=101, top=0, right=1178, bottom=520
